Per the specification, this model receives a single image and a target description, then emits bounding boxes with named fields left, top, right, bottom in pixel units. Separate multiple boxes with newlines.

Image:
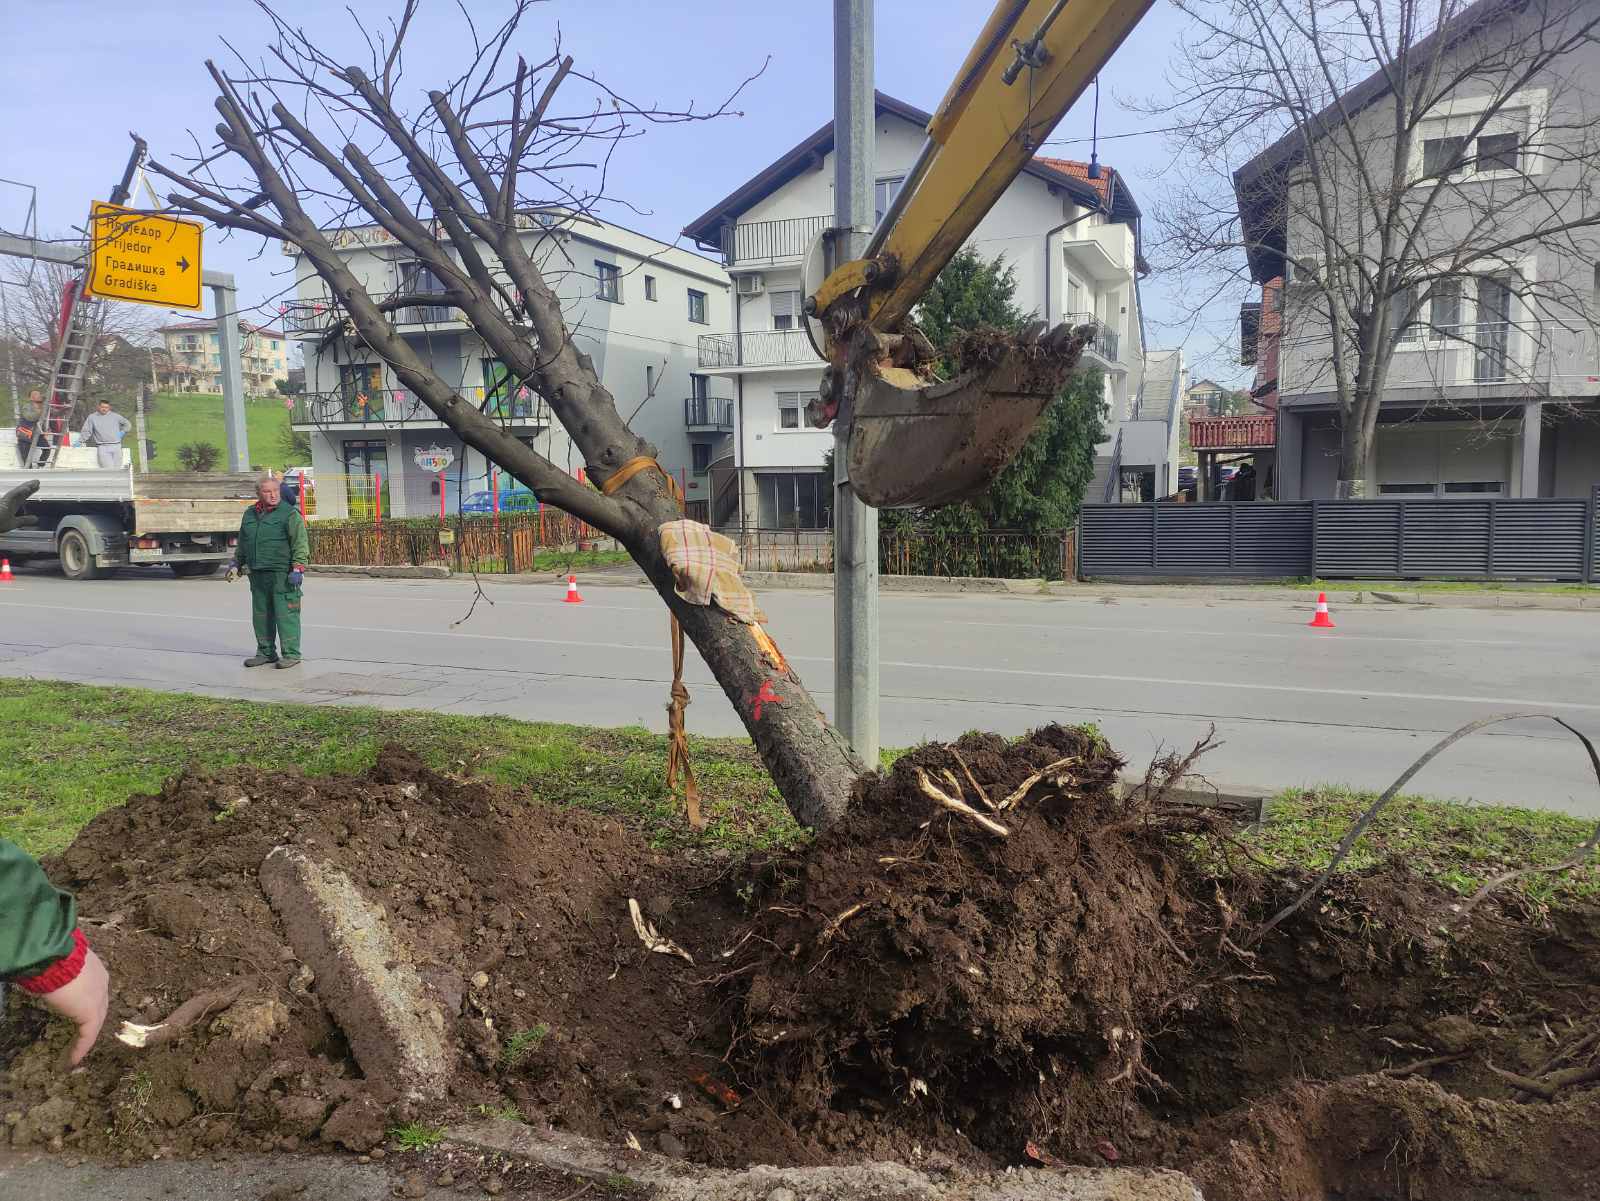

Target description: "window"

left=776, top=389, right=819, bottom=430
left=1443, top=480, right=1504, bottom=494
left=1428, top=279, right=1462, bottom=336
left=1390, top=286, right=1421, bottom=343
left=770, top=289, right=801, bottom=331
left=1378, top=482, right=1437, bottom=495
left=595, top=261, right=620, bottom=302
left=756, top=471, right=829, bottom=529
left=645, top=364, right=656, bottom=395
left=481, top=358, right=536, bottom=418
left=1477, top=132, right=1520, bottom=173
left=644, top=275, right=657, bottom=301
left=691, top=442, right=712, bottom=474
left=874, top=176, right=905, bottom=222
left=687, top=289, right=708, bottom=324
left=1422, top=135, right=1469, bottom=178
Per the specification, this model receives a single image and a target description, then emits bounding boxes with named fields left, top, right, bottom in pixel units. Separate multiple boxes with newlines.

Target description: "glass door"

left=342, top=439, right=390, bottom=518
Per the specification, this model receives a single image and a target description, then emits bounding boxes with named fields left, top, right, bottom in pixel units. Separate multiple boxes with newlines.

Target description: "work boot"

left=275, top=658, right=302, bottom=670
left=244, top=655, right=278, bottom=668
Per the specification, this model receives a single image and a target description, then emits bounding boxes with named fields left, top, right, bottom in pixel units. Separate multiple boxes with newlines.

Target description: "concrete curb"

left=447, top=1119, right=1205, bottom=1200
left=1121, top=775, right=1274, bottom=825
left=309, top=564, right=452, bottom=580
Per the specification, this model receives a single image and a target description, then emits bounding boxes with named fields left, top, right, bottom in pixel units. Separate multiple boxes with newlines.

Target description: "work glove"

left=0, top=480, right=40, bottom=535
left=226, top=561, right=240, bottom=583
left=288, top=568, right=304, bottom=588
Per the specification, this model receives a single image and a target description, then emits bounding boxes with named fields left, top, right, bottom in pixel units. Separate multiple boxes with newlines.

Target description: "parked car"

left=460, top=486, right=539, bottom=514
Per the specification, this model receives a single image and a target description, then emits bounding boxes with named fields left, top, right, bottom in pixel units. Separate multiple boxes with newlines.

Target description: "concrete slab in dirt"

left=259, top=846, right=453, bottom=1100
left=449, top=1120, right=1205, bottom=1201
left=0, top=1151, right=400, bottom=1200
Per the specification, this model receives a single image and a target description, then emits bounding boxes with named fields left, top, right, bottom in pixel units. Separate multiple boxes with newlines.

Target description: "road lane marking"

left=3, top=599, right=1598, bottom=716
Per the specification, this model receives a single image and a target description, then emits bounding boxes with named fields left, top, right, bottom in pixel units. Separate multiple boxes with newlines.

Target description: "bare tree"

left=1148, top=0, right=1600, bottom=495
left=148, top=0, right=861, bottom=829
left=3, top=258, right=162, bottom=422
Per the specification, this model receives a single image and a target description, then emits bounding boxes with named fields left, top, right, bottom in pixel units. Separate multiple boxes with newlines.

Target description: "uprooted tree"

left=149, top=1, right=861, bottom=829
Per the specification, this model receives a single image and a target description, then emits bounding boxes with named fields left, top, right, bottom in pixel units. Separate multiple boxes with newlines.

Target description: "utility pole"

left=134, top=381, right=149, bottom=473
left=832, top=0, right=880, bottom=765
left=212, top=286, right=250, bottom=471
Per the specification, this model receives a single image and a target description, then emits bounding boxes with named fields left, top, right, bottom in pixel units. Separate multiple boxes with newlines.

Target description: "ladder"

left=24, top=279, right=104, bottom=467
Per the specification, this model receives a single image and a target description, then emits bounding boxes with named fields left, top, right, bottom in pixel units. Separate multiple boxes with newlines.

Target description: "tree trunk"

left=628, top=536, right=862, bottom=831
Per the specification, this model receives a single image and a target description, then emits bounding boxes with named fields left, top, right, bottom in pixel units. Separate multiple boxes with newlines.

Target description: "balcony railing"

left=698, top=328, right=822, bottom=370
left=685, top=396, right=734, bottom=430
left=1062, top=313, right=1120, bottom=364
left=292, top=388, right=548, bottom=427
left=727, top=215, right=832, bottom=265
left=1189, top=412, right=1276, bottom=450
left=281, top=290, right=460, bottom=338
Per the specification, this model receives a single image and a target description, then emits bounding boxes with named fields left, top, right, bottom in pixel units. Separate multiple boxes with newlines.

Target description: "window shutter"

left=771, top=290, right=798, bottom=321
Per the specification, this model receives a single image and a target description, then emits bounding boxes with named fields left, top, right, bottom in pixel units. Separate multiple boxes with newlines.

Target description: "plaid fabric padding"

left=658, top=519, right=765, bottom=624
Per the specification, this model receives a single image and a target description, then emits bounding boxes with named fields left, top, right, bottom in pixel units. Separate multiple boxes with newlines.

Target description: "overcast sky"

left=0, top=0, right=1248, bottom=385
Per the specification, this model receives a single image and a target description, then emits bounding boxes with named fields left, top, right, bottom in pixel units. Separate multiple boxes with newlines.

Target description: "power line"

left=1042, top=123, right=1193, bottom=147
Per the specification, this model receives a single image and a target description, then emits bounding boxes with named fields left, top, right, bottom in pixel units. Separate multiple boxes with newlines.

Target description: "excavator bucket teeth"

left=844, top=323, right=1090, bottom=509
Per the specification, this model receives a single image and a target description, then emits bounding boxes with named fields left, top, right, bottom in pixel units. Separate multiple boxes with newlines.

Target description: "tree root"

left=915, top=769, right=1010, bottom=836
left=115, top=982, right=247, bottom=1049
left=1488, top=1059, right=1600, bottom=1101
left=1381, top=1051, right=1470, bottom=1078
left=996, top=756, right=1079, bottom=812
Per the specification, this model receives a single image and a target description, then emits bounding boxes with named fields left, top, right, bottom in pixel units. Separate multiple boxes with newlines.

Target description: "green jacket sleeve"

left=0, top=839, right=77, bottom=981
left=289, top=508, right=310, bottom=568
left=237, top=509, right=253, bottom=567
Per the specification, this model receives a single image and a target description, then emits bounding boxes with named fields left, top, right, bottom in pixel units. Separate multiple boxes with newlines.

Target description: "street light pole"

left=832, top=0, right=880, bottom=766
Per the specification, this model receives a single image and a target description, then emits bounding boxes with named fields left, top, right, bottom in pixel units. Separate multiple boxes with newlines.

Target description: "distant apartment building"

left=280, top=211, right=730, bottom=520
left=157, top=319, right=290, bottom=396
left=682, top=92, right=1179, bottom=528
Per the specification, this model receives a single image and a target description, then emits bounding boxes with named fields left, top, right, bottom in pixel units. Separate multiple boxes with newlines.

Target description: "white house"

left=281, top=211, right=732, bottom=520
left=681, top=92, right=1179, bottom=528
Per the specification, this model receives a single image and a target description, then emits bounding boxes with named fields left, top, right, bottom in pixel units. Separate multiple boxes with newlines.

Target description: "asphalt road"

left=0, top=564, right=1597, bottom=814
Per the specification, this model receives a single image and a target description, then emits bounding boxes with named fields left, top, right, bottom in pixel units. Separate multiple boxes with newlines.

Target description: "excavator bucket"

left=841, top=322, right=1091, bottom=509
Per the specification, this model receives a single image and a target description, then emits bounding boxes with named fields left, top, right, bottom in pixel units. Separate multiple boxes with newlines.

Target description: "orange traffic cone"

left=1308, top=591, right=1335, bottom=629
left=564, top=573, right=584, bottom=604
left=0, top=559, right=13, bottom=583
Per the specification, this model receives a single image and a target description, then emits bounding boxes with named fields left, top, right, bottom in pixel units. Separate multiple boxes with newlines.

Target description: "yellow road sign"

left=85, top=202, right=204, bottom=310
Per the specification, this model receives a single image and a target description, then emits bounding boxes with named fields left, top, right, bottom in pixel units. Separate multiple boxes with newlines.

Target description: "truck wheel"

left=57, top=529, right=104, bottom=581
left=171, top=562, right=223, bottom=578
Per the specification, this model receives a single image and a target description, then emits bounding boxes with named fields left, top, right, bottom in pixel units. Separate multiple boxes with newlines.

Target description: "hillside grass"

left=142, top=391, right=297, bottom=471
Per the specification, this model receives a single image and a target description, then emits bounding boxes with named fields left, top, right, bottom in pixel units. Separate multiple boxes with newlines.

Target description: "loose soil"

left=4, top=730, right=1599, bottom=1200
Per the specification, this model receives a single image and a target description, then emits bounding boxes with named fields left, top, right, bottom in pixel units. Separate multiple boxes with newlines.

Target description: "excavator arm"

left=808, top=0, right=1155, bottom=508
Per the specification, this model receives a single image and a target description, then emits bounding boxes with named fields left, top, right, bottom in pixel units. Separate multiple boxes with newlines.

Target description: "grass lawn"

left=143, top=391, right=296, bottom=472
left=2, top=680, right=1596, bottom=907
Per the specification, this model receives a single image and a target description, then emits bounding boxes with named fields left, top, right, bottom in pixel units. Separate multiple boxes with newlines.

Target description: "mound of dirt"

left=4, top=729, right=1600, bottom=1201
left=723, top=726, right=1227, bottom=1162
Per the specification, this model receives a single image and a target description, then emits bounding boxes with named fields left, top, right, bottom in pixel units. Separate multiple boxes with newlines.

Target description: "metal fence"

left=734, top=527, right=1076, bottom=580
left=1079, top=489, right=1600, bottom=581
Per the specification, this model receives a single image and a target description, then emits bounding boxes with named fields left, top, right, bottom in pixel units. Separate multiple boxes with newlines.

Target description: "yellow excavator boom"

left=808, top=0, right=1155, bottom=509
left=812, top=0, right=1155, bottom=331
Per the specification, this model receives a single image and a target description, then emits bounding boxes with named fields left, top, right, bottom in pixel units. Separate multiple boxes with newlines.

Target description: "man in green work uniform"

left=230, top=474, right=310, bottom=669
left=0, top=483, right=111, bottom=1065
